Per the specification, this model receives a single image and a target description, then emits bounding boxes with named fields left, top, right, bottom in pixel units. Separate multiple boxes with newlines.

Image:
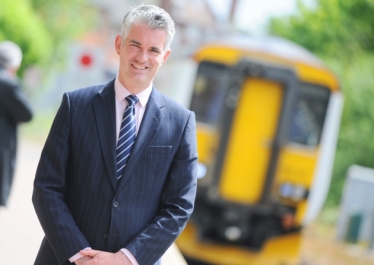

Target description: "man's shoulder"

left=0, top=71, right=19, bottom=90
left=67, top=79, right=114, bottom=99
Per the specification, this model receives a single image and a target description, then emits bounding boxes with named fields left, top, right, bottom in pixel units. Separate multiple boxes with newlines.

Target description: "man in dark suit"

left=0, top=40, right=33, bottom=208
left=32, top=4, right=197, bottom=265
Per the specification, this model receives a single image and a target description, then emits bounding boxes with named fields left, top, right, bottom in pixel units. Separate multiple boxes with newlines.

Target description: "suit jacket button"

left=103, top=233, right=109, bottom=239
left=113, top=201, right=119, bottom=208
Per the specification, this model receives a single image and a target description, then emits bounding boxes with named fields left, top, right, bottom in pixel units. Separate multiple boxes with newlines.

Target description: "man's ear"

left=115, top=35, right=122, bottom=55
left=162, top=49, right=171, bottom=64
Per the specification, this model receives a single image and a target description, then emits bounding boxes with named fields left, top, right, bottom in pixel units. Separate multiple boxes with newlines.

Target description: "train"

left=174, top=35, right=343, bottom=265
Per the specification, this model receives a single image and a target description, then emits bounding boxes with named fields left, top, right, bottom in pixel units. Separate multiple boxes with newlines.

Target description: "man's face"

left=115, top=23, right=171, bottom=93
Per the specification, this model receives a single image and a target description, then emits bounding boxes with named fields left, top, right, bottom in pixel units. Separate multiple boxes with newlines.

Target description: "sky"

left=206, top=0, right=315, bottom=35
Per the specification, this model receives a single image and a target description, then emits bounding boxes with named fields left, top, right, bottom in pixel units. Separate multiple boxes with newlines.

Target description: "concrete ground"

left=0, top=139, right=43, bottom=263
left=0, top=138, right=186, bottom=264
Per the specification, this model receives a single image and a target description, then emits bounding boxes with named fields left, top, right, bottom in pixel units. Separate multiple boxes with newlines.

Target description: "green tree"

left=0, top=0, right=96, bottom=75
left=29, top=0, right=96, bottom=66
left=324, top=53, right=374, bottom=206
left=269, top=0, right=374, bottom=57
left=268, top=0, right=374, bottom=206
left=0, top=0, right=52, bottom=74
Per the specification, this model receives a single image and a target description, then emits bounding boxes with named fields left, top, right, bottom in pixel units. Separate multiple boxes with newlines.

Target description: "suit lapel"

left=93, top=80, right=117, bottom=190
left=118, top=88, right=165, bottom=188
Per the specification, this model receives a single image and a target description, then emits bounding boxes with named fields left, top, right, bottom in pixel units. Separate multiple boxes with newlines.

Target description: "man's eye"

left=130, top=43, right=140, bottom=48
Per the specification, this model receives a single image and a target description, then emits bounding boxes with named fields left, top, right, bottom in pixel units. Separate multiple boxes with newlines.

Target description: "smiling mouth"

left=132, top=64, right=147, bottom=70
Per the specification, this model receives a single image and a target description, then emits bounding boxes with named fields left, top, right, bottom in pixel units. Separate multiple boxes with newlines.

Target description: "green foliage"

left=269, top=0, right=374, bottom=57
left=30, top=0, right=97, bottom=67
left=0, top=0, right=52, bottom=74
left=0, top=0, right=96, bottom=75
left=324, top=53, right=374, bottom=206
left=268, top=0, right=374, bottom=207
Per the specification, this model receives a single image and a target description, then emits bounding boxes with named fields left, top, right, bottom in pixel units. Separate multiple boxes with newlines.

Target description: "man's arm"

left=125, top=110, right=198, bottom=264
left=32, top=93, right=90, bottom=264
left=0, top=78, right=32, bottom=123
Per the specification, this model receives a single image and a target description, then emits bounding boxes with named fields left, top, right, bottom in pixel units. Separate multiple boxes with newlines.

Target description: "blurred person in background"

left=32, top=4, right=197, bottom=265
left=0, top=40, right=33, bottom=210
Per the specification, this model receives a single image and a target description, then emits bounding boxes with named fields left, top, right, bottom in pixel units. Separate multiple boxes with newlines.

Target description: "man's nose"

left=135, top=50, right=147, bottom=62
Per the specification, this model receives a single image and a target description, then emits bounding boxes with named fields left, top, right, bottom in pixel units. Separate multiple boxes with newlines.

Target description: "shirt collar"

left=114, top=77, right=152, bottom=107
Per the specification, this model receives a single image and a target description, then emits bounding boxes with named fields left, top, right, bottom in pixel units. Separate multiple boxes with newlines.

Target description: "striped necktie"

left=116, top=94, right=139, bottom=180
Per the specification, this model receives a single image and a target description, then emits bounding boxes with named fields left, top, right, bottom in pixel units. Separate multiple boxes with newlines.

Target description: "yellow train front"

left=176, top=36, right=343, bottom=265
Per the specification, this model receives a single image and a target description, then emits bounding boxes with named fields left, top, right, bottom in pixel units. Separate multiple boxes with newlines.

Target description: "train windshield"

left=189, top=61, right=231, bottom=125
left=289, top=84, right=330, bottom=146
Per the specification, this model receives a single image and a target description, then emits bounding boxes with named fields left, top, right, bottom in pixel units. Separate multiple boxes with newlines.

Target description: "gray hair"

left=121, top=4, right=175, bottom=50
left=0, top=41, right=23, bottom=70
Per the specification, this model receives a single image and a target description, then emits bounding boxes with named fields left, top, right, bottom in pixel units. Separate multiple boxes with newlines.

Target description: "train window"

left=289, top=84, right=330, bottom=146
left=189, top=61, right=230, bottom=125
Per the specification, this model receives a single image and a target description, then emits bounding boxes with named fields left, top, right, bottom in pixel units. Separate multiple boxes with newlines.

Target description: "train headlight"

left=281, top=213, right=295, bottom=230
left=224, top=226, right=242, bottom=241
left=279, top=183, right=307, bottom=201
left=196, top=162, right=207, bottom=179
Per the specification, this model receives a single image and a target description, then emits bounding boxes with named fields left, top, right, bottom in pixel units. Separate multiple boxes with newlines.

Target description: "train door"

left=217, top=60, right=298, bottom=206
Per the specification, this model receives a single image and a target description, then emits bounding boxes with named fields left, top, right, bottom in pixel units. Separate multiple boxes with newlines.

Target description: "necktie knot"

left=126, top=95, right=138, bottom=107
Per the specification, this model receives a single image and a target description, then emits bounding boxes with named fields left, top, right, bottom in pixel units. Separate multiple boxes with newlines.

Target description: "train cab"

left=176, top=35, right=343, bottom=265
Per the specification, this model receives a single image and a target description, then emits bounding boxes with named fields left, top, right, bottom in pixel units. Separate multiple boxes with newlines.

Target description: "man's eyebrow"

left=151, top=46, right=161, bottom=52
left=129, top=39, right=162, bottom=51
left=129, top=40, right=141, bottom=45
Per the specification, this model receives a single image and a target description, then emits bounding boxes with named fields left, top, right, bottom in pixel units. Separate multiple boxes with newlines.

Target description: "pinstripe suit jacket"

left=32, top=79, right=198, bottom=265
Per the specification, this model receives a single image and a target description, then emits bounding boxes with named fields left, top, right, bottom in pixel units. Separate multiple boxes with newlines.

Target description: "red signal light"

left=80, top=54, right=93, bottom=67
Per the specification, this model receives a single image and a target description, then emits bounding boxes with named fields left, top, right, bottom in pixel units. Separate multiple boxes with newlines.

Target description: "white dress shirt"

left=114, top=77, right=152, bottom=142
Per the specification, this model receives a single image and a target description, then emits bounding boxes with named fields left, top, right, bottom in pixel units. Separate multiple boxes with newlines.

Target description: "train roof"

left=195, top=34, right=340, bottom=91
left=200, top=34, right=325, bottom=68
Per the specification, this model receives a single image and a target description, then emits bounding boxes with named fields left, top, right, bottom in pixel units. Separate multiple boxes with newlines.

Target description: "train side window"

left=289, top=84, right=330, bottom=146
left=189, top=62, right=230, bottom=125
